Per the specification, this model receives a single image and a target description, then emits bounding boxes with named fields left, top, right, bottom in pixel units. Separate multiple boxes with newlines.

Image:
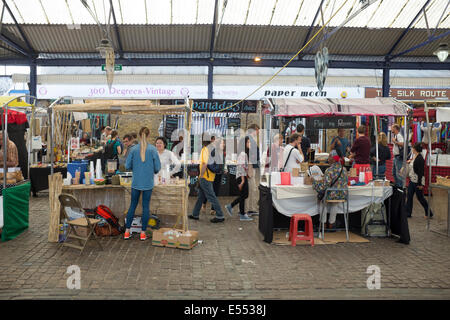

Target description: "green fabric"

left=1, top=182, right=30, bottom=242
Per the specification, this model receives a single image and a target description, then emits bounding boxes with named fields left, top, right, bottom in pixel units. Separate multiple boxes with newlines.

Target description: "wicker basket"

left=436, top=176, right=450, bottom=187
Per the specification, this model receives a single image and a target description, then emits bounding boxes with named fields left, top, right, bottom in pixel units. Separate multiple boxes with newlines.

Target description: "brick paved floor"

left=0, top=193, right=450, bottom=300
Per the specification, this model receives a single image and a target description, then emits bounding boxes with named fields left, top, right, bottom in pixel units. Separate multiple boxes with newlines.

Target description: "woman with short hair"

left=406, top=142, right=434, bottom=219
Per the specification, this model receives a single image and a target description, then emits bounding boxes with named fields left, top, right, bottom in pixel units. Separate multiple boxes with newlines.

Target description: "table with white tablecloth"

left=258, top=182, right=393, bottom=243
left=269, top=182, right=393, bottom=216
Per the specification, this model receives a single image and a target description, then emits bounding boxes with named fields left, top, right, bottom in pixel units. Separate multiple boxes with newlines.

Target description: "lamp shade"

left=434, top=43, right=449, bottom=62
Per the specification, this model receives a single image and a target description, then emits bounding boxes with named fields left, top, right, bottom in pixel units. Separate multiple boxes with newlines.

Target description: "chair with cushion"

left=318, top=187, right=349, bottom=241
left=58, top=193, right=103, bottom=253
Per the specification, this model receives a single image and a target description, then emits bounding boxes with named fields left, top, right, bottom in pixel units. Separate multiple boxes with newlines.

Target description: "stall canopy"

left=53, top=99, right=189, bottom=115
left=273, top=97, right=410, bottom=117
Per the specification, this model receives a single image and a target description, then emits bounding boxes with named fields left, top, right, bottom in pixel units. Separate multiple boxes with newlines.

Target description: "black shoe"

left=210, top=217, right=224, bottom=223
left=188, top=215, right=199, bottom=220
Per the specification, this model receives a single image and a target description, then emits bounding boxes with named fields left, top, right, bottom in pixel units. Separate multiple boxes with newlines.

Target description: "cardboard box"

left=300, top=163, right=309, bottom=173
left=292, top=167, right=300, bottom=177
left=349, top=168, right=358, bottom=177
left=152, top=228, right=198, bottom=250
left=304, top=175, right=313, bottom=185
left=373, top=180, right=390, bottom=187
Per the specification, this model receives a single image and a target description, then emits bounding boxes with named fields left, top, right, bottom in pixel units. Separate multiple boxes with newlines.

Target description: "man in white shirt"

left=282, top=133, right=304, bottom=173
left=392, top=124, right=404, bottom=188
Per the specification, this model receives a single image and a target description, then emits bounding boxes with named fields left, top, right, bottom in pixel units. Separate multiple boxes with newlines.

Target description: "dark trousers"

left=231, top=176, right=249, bottom=214
left=203, top=174, right=222, bottom=210
left=406, top=181, right=433, bottom=217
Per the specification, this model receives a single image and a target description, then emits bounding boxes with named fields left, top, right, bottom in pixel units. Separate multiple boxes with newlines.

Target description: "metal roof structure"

left=0, top=0, right=448, bottom=70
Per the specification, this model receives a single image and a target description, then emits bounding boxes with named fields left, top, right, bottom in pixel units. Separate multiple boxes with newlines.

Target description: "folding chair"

left=58, top=193, right=103, bottom=253
left=318, top=187, right=349, bottom=242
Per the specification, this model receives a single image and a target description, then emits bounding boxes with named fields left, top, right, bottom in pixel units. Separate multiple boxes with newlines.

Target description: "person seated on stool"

left=312, top=150, right=348, bottom=231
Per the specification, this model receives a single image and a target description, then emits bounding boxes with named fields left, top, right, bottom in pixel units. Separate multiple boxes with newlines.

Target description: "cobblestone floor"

left=0, top=193, right=450, bottom=300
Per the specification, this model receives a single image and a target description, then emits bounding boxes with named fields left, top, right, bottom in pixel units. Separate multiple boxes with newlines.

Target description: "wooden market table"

left=429, top=184, right=450, bottom=237
left=48, top=179, right=189, bottom=242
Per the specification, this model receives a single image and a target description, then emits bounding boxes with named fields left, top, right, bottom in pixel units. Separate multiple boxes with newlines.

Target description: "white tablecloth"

left=263, top=182, right=392, bottom=216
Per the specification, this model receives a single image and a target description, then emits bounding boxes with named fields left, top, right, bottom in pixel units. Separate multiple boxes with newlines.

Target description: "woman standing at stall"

left=124, top=127, right=161, bottom=240
left=155, top=136, right=181, bottom=180
left=370, top=132, right=391, bottom=179
left=225, top=136, right=253, bottom=221
left=406, top=143, right=434, bottom=219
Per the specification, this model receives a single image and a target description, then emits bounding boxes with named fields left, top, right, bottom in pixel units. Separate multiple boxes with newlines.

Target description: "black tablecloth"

left=30, top=167, right=67, bottom=196
left=388, top=186, right=411, bottom=244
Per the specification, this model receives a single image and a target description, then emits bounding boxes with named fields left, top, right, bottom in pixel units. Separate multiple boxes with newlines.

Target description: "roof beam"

left=109, top=0, right=124, bottom=58
left=390, top=29, right=450, bottom=60
left=209, top=0, right=219, bottom=59
left=386, top=0, right=432, bottom=58
left=0, top=32, right=30, bottom=57
left=0, top=57, right=448, bottom=70
left=298, top=0, right=325, bottom=60
left=1, top=0, right=34, bottom=55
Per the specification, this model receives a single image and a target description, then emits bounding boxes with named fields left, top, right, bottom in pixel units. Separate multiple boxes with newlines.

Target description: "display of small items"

left=0, top=168, right=24, bottom=185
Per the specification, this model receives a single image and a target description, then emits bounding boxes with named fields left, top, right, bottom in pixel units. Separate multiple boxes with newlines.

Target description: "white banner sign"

left=37, top=84, right=363, bottom=99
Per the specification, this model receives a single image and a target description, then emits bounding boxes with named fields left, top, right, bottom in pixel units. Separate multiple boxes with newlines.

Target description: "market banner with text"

left=37, top=84, right=363, bottom=100
left=365, top=88, right=449, bottom=100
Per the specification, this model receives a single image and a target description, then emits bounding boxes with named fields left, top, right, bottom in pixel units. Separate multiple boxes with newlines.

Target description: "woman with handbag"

left=406, top=143, right=434, bottom=219
left=225, top=136, right=253, bottom=221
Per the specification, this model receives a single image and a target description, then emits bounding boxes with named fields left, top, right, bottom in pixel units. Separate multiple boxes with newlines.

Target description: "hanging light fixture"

left=433, top=43, right=449, bottom=62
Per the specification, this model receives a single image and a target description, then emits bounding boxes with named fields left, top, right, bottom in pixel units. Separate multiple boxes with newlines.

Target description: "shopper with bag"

left=189, top=133, right=226, bottom=223
left=123, top=127, right=161, bottom=240
left=406, top=143, right=434, bottom=219
left=282, top=133, right=304, bottom=173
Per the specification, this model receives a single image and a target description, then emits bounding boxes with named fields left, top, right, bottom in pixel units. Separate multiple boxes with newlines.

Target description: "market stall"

left=259, top=97, right=411, bottom=243
left=47, top=99, right=195, bottom=246
left=0, top=95, right=36, bottom=242
left=424, top=100, right=450, bottom=236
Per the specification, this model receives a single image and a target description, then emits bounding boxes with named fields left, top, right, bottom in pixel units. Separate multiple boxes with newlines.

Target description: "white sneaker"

left=240, top=213, right=253, bottom=221
left=225, top=204, right=233, bottom=217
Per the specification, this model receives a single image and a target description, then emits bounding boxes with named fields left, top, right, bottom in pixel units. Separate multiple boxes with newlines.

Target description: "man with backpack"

left=189, top=133, right=226, bottom=223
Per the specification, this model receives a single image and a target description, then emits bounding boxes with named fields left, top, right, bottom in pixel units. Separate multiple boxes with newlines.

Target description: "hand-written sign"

left=307, top=116, right=356, bottom=130
left=164, top=115, right=179, bottom=139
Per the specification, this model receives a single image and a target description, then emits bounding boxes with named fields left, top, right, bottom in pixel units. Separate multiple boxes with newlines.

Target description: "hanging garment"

left=421, top=122, right=442, bottom=144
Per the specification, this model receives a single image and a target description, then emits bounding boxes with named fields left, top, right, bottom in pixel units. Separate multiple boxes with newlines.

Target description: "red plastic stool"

left=288, top=214, right=314, bottom=247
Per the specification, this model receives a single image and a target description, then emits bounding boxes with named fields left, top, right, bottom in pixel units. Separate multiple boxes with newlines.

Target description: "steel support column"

left=29, top=60, right=37, bottom=99
left=208, top=63, right=213, bottom=99
left=382, top=62, right=390, bottom=97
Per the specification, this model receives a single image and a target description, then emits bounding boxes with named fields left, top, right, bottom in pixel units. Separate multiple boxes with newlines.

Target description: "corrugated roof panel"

left=40, top=0, right=73, bottom=24
left=215, top=25, right=308, bottom=53
left=220, top=0, right=250, bottom=25
left=7, top=0, right=47, bottom=24
left=197, top=0, right=216, bottom=24
left=268, top=0, right=304, bottom=26
left=120, top=0, right=147, bottom=24
left=363, top=0, right=410, bottom=29
left=394, top=29, right=450, bottom=56
left=325, top=0, right=362, bottom=28
left=294, top=0, right=322, bottom=26
left=245, top=0, right=277, bottom=25
left=19, top=25, right=110, bottom=52
left=120, top=25, right=211, bottom=52
left=414, top=0, right=450, bottom=29
left=306, top=27, right=404, bottom=56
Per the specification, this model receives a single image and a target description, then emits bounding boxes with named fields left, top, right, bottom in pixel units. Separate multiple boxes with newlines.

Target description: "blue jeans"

left=371, top=164, right=386, bottom=179
left=125, top=188, right=153, bottom=231
left=192, top=178, right=224, bottom=219
left=392, top=156, right=404, bottom=187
